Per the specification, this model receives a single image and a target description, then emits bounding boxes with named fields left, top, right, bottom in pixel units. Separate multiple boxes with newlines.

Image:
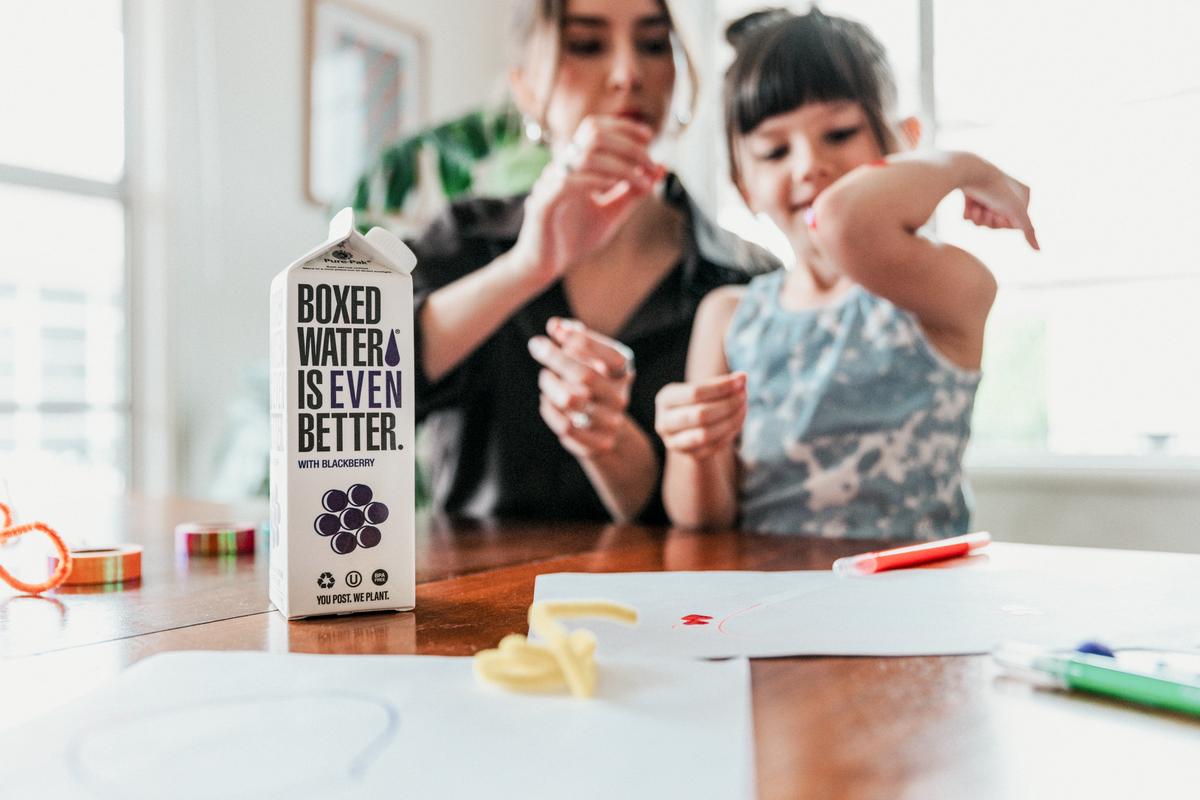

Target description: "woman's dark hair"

left=509, top=0, right=698, bottom=134
left=724, top=7, right=899, bottom=182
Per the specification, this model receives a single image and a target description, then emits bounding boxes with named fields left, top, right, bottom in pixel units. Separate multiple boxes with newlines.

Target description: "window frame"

left=0, top=1, right=134, bottom=490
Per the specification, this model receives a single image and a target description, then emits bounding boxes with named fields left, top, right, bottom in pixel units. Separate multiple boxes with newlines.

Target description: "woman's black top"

left=408, top=175, right=778, bottom=523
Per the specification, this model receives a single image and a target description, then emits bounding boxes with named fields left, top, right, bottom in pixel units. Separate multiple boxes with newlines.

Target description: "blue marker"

left=1075, top=640, right=1116, bottom=658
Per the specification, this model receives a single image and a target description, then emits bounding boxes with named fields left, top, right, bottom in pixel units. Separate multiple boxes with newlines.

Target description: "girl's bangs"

left=730, top=23, right=864, bottom=135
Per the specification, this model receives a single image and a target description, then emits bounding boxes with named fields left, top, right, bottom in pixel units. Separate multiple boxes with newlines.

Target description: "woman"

left=410, top=0, right=775, bottom=523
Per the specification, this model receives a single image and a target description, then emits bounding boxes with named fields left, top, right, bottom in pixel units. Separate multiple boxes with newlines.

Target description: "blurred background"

left=2, top=0, right=1198, bottom=551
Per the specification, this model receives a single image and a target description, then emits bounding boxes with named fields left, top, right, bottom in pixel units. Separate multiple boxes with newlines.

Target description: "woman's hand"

left=958, top=155, right=1040, bottom=250
left=655, top=373, right=748, bottom=461
left=528, top=317, right=637, bottom=459
left=508, top=116, right=666, bottom=288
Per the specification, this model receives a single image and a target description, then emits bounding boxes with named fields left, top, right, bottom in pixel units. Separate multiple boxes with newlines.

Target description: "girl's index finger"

left=1024, top=221, right=1040, bottom=251
left=687, top=373, right=747, bottom=404
left=657, top=377, right=741, bottom=411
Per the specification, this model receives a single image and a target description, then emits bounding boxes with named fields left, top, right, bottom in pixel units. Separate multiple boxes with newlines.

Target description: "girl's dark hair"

left=724, top=7, right=899, bottom=182
left=509, top=0, right=698, bottom=133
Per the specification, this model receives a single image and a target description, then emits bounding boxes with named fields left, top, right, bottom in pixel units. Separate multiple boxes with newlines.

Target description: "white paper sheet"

left=533, top=544, right=1200, bottom=658
left=0, top=651, right=755, bottom=800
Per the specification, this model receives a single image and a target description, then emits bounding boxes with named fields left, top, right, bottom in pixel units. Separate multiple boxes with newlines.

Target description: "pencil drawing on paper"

left=66, top=691, right=400, bottom=799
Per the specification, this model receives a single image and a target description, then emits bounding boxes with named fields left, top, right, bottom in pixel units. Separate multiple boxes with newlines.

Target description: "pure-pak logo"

left=295, top=282, right=404, bottom=453
left=313, top=483, right=389, bottom=555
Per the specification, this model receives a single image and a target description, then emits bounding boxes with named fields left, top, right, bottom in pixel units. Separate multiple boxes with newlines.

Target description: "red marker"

left=832, top=531, right=991, bottom=577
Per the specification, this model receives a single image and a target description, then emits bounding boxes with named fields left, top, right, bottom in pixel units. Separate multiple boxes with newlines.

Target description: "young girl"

left=655, top=8, right=1039, bottom=538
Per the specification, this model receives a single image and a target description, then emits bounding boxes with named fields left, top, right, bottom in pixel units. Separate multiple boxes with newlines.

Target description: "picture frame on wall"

left=304, top=0, right=427, bottom=207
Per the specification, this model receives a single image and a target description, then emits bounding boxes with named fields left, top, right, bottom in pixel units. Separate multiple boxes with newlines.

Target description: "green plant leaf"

left=435, top=114, right=490, bottom=159
left=345, top=103, right=545, bottom=218
left=436, top=145, right=474, bottom=197
left=383, top=138, right=420, bottom=210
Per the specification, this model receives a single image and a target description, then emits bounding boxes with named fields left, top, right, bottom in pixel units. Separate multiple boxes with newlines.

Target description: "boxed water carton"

left=269, top=208, right=416, bottom=619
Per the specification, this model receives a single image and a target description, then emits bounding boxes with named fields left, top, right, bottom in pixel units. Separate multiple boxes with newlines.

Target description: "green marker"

left=994, top=642, right=1200, bottom=718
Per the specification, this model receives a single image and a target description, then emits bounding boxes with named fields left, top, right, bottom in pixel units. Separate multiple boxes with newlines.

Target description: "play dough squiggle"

left=473, top=600, right=638, bottom=698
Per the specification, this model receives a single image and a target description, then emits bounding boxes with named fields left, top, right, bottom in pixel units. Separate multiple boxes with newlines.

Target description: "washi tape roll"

left=175, top=522, right=258, bottom=556
left=48, top=545, right=142, bottom=586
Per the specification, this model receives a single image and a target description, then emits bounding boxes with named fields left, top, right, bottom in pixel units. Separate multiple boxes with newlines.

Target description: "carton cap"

left=285, top=208, right=416, bottom=276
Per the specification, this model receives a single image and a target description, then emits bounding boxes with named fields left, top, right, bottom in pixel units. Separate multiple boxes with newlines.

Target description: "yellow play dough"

left=473, top=600, right=638, bottom=698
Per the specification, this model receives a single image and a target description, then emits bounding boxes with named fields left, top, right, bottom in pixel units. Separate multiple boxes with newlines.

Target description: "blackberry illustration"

left=315, top=484, right=387, bottom=554
left=340, top=506, right=365, bottom=531
left=358, top=525, right=382, bottom=548
left=314, top=513, right=340, bottom=537
left=364, top=502, right=389, bottom=524
left=322, top=489, right=348, bottom=512
left=331, top=530, right=358, bottom=555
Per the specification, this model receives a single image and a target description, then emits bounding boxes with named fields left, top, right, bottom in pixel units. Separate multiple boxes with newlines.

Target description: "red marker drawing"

left=681, top=614, right=713, bottom=626
left=832, top=531, right=991, bottom=576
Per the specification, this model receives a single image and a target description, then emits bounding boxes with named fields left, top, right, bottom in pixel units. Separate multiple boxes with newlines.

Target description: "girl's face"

left=735, top=100, right=887, bottom=250
left=513, top=0, right=677, bottom=148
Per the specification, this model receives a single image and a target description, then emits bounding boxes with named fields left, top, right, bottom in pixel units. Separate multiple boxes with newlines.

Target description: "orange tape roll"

left=49, top=545, right=142, bottom=586
left=175, top=522, right=257, bottom=556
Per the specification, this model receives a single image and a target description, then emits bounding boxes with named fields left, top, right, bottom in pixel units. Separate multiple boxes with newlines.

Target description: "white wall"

left=970, top=469, right=1200, bottom=554
left=129, top=0, right=510, bottom=498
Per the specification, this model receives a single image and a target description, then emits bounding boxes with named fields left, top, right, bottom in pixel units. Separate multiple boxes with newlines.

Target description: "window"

left=933, top=0, right=1200, bottom=460
left=0, top=1, right=128, bottom=495
left=709, top=0, right=1200, bottom=463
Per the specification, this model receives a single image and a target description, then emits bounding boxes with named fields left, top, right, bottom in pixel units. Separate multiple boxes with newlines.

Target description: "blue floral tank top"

left=725, top=270, right=981, bottom=539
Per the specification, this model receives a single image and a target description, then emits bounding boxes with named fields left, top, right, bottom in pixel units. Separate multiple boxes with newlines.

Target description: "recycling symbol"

left=313, top=483, right=389, bottom=555
left=317, top=572, right=335, bottom=589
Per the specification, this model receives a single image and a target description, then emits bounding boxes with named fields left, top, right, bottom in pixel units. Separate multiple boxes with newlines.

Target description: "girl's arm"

left=812, top=151, right=1037, bottom=368
left=656, top=287, right=747, bottom=529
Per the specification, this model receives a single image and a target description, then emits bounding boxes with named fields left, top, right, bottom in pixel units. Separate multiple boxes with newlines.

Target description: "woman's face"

left=516, top=0, right=677, bottom=147
left=734, top=100, right=885, bottom=251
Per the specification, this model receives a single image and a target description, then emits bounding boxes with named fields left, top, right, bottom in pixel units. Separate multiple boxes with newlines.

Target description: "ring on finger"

left=568, top=401, right=596, bottom=430
left=561, top=140, right=582, bottom=175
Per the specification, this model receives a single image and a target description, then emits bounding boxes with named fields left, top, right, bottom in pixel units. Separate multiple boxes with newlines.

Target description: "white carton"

left=269, top=208, right=416, bottom=619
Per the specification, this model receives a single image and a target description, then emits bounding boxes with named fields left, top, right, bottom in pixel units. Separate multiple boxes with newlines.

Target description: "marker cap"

left=993, top=641, right=1066, bottom=687
left=832, top=554, right=878, bottom=577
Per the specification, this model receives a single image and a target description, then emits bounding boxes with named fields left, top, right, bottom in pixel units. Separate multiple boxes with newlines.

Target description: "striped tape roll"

left=175, top=522, right=258, bottom=556
left=49, top=545, right=142, bottom=586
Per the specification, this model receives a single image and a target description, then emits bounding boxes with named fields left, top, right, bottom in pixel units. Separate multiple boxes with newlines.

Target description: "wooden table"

left=2, top=496, right=1198, bottom=799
